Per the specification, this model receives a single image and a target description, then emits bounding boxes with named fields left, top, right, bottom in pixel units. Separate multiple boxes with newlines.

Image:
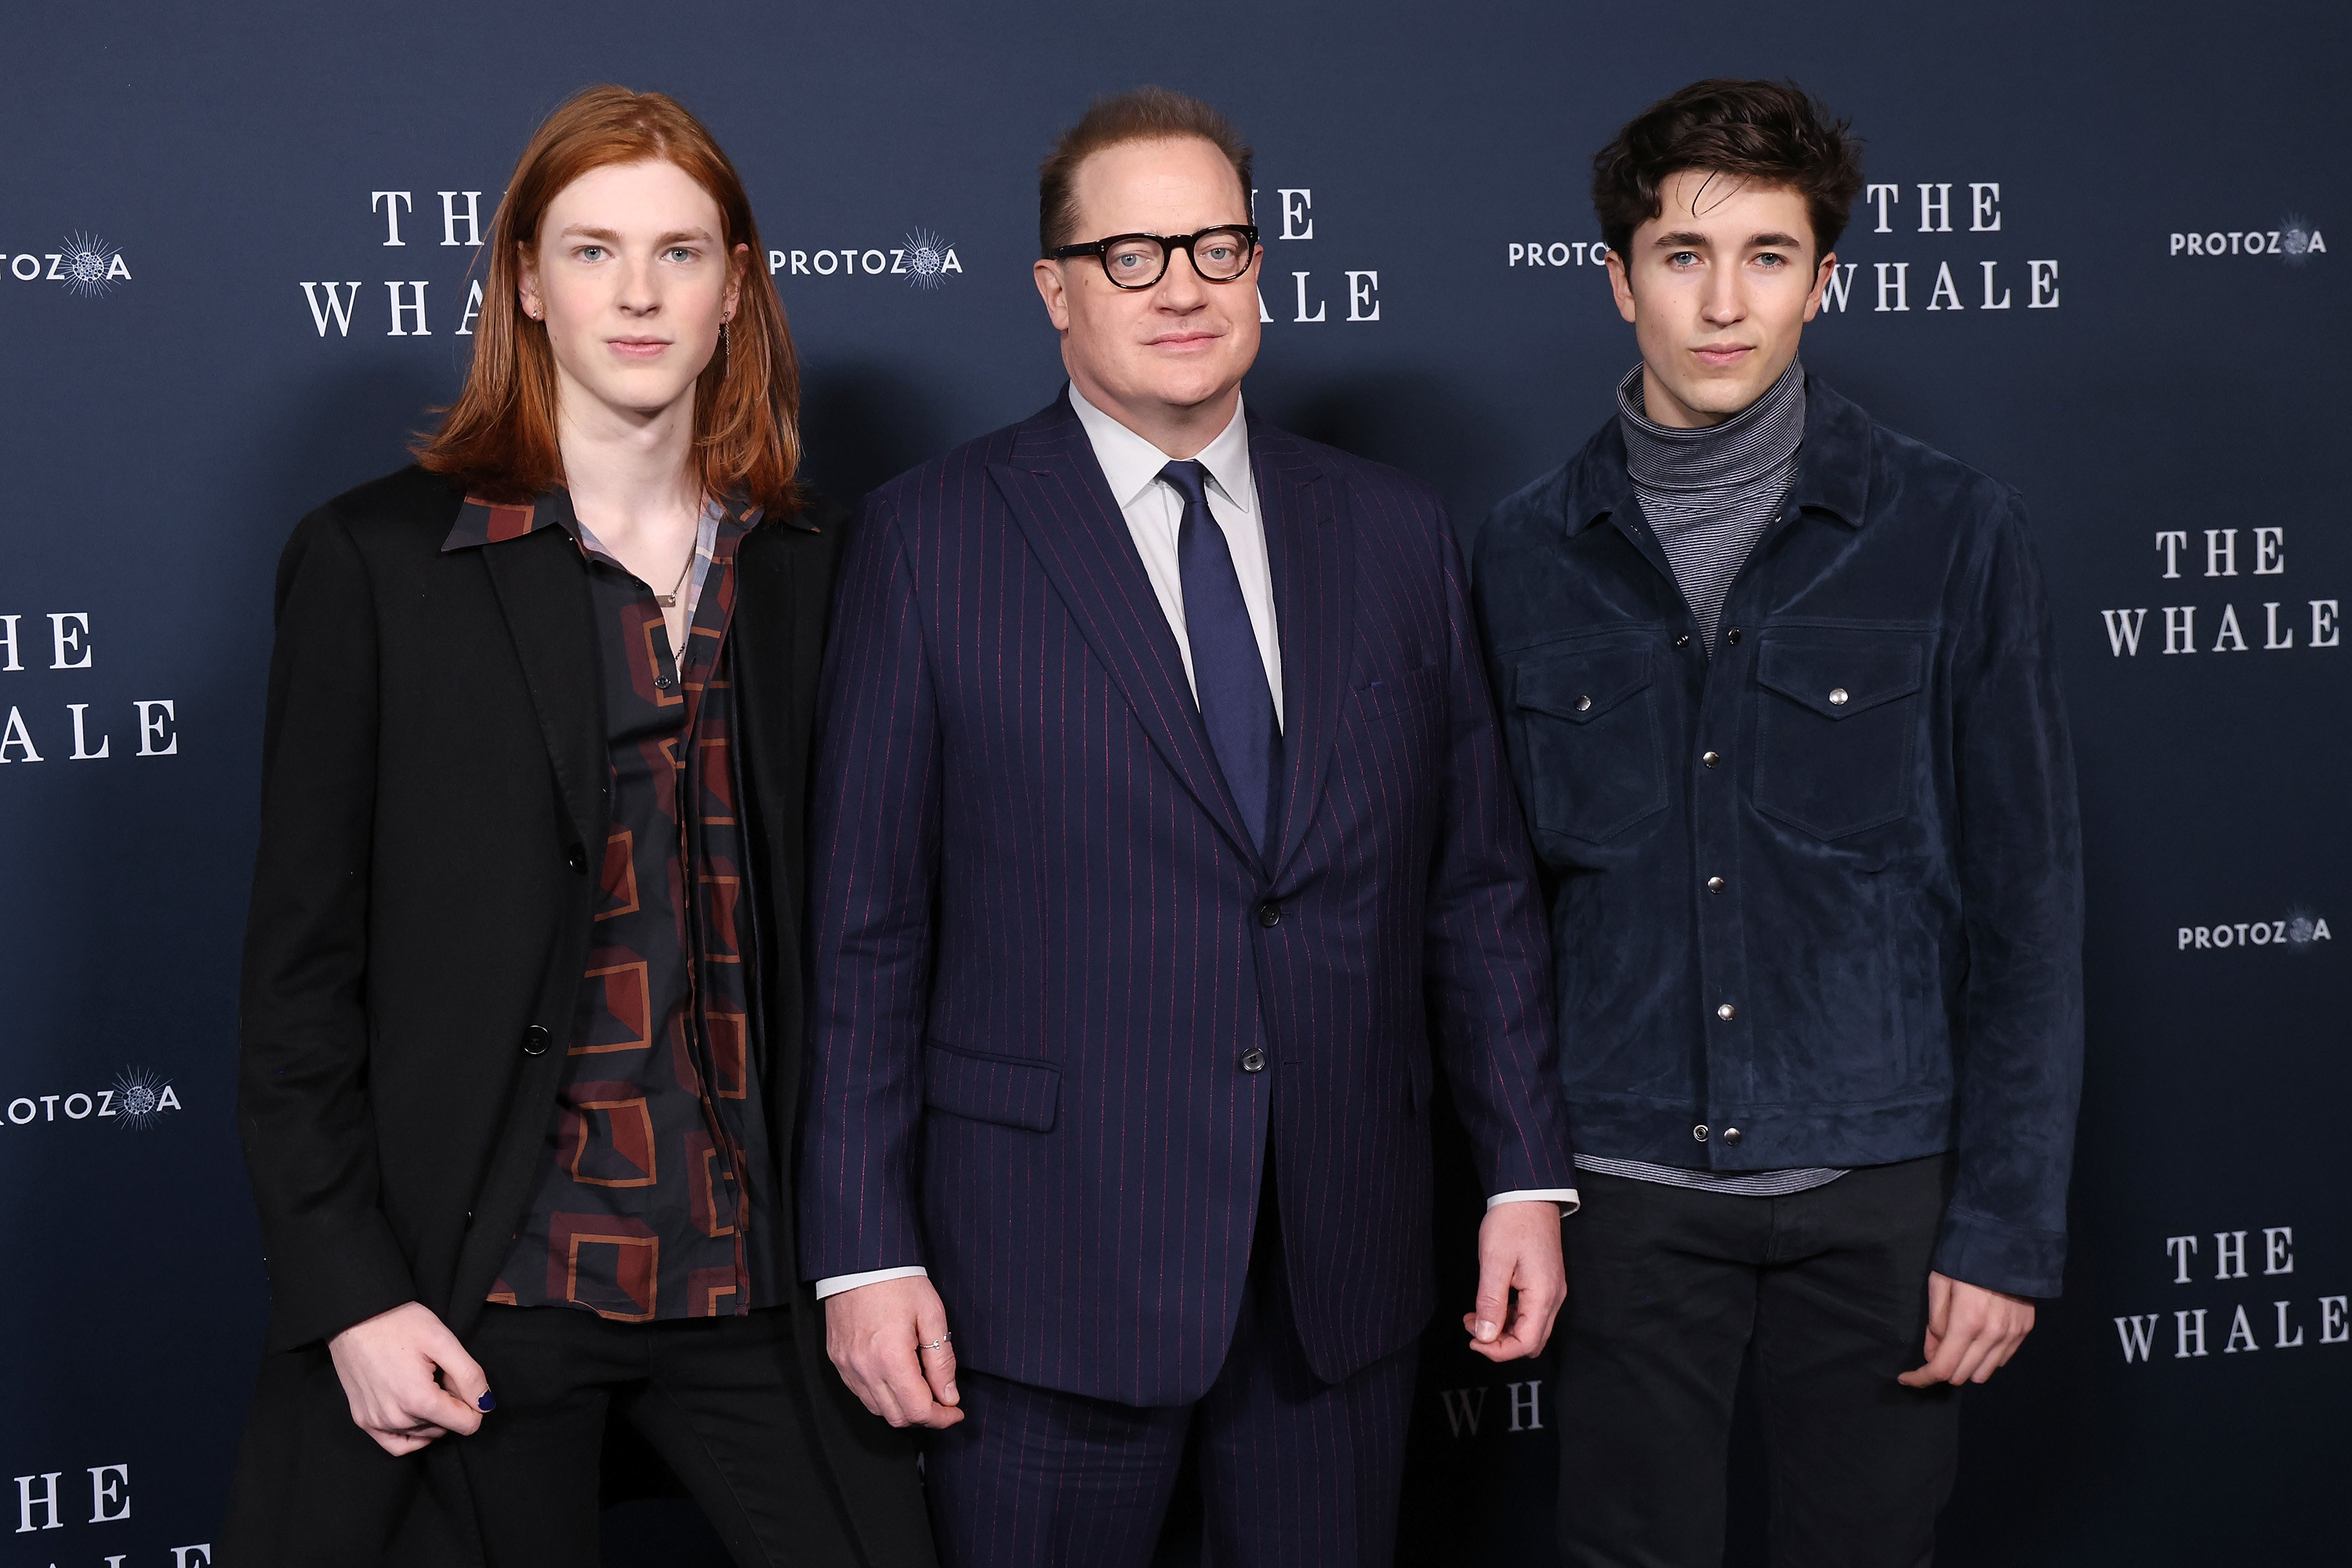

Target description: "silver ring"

left=918, top=1332, right=953, bottom=1352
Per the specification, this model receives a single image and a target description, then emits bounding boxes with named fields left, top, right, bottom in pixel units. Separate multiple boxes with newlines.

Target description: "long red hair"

left=417, top=85, right=800, bottom=510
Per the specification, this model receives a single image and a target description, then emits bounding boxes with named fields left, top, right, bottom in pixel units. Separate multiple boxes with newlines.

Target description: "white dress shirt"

left=1066, top=382, right=1285, bottom=727
left=815, top=387, right=1569, bottom=1301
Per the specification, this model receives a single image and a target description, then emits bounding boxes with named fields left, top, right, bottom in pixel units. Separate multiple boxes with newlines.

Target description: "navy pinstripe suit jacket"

left=800, top=393, right=1575, bottom=1406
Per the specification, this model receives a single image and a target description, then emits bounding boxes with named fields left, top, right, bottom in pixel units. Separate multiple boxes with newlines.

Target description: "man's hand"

left=1461, top=1200, right=1567, bottom=1363
left=824, top=1276, right=964, bottom=1428
left=1898, top=1271, right=2036, bottom=1387
left=326, top=1301, right=490, bottom=1456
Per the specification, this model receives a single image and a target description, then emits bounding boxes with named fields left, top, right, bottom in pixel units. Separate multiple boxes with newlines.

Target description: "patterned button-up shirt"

left=443, top=488, right=778, bottom=1321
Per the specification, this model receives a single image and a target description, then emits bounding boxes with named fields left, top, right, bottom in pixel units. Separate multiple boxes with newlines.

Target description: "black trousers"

left=1555, top=1156, right=1962, bottom=1568
left=445, top=1305, right=865, bottom=1568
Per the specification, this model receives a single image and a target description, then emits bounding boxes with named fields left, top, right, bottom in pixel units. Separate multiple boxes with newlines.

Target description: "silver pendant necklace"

left=655, top=543, right=693, bottom=608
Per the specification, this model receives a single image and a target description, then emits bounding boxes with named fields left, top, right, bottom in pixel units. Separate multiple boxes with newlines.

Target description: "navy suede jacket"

left=1474, top=376, right=2083, bottom=1298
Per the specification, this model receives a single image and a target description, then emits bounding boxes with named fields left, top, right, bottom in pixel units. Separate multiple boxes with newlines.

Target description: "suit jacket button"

left=566, top=845, right=587, bottom=873
left=1240, top=1047, right=1268, bottom=1073
left=521, top=1024, right=552, bottom=1056
left=1257, top=902, right=1281, bottom=928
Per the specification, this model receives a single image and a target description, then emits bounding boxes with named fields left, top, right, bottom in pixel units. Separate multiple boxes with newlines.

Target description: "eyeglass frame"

left=1045, top=224, right=1262, bottom=290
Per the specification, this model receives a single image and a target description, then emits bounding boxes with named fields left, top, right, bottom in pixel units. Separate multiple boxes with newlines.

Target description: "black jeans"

left=1555, top=1156, right=1962, bottom=1568
left=449, top=1305, right=862, bottom=1568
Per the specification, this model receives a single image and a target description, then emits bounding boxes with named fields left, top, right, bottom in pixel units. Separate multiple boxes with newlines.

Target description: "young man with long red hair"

left=223, top=85, right=935, bottom=1568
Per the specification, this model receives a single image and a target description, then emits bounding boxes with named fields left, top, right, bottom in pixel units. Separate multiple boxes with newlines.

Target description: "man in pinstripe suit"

left=799, top=87, right=1579, bottom=1567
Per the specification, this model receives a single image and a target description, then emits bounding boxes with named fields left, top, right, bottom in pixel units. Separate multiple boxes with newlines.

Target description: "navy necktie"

left=1160, top=459, right=1282, bottom=856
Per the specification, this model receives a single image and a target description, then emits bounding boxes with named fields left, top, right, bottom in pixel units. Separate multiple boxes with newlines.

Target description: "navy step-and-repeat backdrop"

left=4, top=2, right=2345, bottom=1563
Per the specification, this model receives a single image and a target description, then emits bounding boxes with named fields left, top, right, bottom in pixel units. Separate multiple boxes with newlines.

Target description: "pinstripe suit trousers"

left=923, top=1164, right=1418, bottom=1568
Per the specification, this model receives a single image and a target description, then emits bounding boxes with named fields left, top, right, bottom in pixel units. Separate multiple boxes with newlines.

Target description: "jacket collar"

left=1560, top=371, right=1872, bottom=540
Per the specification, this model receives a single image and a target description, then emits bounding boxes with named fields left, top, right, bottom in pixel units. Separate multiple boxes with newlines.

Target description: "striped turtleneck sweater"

left=1575, top=357, right=1848, bottom=1200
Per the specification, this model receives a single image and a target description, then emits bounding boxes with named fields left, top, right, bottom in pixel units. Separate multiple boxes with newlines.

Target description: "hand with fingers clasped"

left=1897, top=1272, right=2037, bottom=1388
left=327, top=1301, right=493, bottom=1456
left=825, top=1275, right=964, bottom=1428
left=1461, top=1199, right=1569, bottom=1363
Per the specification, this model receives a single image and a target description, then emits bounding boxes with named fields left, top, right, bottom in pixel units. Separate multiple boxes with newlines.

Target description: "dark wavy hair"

left=1592, top=79, right=1864, bottom=263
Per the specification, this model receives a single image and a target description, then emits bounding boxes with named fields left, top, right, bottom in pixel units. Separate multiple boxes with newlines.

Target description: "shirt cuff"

left=1488, top=1188, right=1581, bottom=1217
left=813, top=1265, right=930, bottom=1300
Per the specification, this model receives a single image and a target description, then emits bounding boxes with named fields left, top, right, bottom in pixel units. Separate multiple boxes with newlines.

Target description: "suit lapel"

left=481, top=528, right=605, bottom=855
left=1252, top=421, right=1351, bottom=882
left=989, top=400, right=1262, bottom=869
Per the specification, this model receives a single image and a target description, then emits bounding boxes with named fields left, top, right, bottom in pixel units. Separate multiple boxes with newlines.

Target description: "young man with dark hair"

left=1475, top=78, right=2083, bottom=1563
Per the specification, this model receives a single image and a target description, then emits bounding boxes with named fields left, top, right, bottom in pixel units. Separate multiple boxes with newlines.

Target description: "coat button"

left=521, top=1024, right=552, bottom=1056
left=1723, top=1127, right=1744, bottom=1146
left=1693, top=1124, right=1709, bottom=1142
left=1707, top=876, right=1726, bottom=893
left=1702, top=750, right=1722, bottom=768
left=1258, top=902, right=1281, bottom=928
left=566, top=844, right=587, bottom=873
left=1576, top=694, right=1592, bottom=712
left=1240, top=1047, right=1268, bottom=1073
left=1725, top=628, right=1742, bottom=644
left=1828, top=688, right=1849, bottom=706
left=1716, top=1003, right=1737, bottom=1021
left=654, top=675, right=674, bottom=690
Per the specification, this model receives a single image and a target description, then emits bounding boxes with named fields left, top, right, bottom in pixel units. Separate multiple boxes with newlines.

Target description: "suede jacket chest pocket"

left=1512, top=642, right=1667, bottom=843
left=1751, top=632, right=1926, bottom=839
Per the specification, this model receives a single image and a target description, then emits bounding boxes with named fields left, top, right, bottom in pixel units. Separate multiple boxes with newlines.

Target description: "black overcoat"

left=220, top=465, right=934, bottom=1566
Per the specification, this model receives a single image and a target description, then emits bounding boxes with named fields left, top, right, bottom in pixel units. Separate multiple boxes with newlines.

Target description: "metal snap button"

left=1576, top=695, right=1593, bottom=712
left=1829, top=688, right=1849, bottom=706
left=1716, top=1003, right=1737, bottom=1021
left=1707, top=876, right=1726, bottom=893
left=1702, top=750, right=1722, bottom=768
left=1725, top=628, right=1743, bottom=644
left=1693, top=1124, right=1709, bottom=1142
left=1723, top=1127, right=1744, bottom=1146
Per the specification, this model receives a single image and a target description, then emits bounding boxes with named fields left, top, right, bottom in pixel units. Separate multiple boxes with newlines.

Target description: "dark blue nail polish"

left=478, top=1391, right=497, bottom=1412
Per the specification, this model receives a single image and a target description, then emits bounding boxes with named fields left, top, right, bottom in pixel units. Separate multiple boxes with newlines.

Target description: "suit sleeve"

left=1933, top=492, right=2085, bottom=1298
left=1422, top=509, right=1579, bottom=1200
left=798, top=495, right=942, bottom=1281
left=238, top=510, right=418, bottom=1350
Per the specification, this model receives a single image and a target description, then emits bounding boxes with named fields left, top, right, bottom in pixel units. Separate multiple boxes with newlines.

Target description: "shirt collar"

left=1066, top=381, right=1254, bottom=515
left=442, top=488, right=759, bottom=554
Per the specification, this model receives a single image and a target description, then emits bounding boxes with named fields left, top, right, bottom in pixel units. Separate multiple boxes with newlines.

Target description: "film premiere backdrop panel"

left=2, top=2, right=2343, bottom=1563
